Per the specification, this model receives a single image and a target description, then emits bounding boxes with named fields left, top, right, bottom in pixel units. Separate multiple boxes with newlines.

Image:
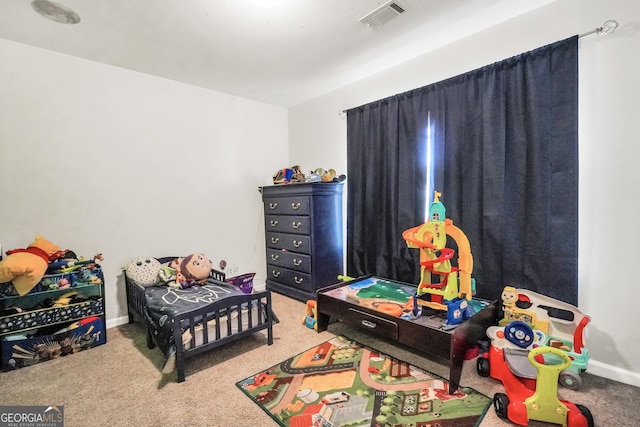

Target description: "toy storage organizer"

left=0, top=268, right=107, bottom=371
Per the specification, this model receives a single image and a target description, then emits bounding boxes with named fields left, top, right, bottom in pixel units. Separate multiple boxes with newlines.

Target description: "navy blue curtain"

left=346, top=36, right=578, bottom=304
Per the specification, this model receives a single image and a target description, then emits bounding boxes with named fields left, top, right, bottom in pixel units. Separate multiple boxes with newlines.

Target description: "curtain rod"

left=339, top=19, right=618, bottom=117
left=579, top=19, right=618, bottom=39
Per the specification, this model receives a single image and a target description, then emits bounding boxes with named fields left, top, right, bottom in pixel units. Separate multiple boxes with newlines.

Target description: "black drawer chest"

left=259, top=182, right=344, bottom=302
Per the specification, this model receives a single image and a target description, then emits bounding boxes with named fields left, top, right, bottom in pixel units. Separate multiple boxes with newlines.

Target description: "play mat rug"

left=236, top=335, right=491, bottom=427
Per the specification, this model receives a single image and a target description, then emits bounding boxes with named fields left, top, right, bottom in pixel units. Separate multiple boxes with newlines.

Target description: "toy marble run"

left=402, top=191, right=475, bottom=323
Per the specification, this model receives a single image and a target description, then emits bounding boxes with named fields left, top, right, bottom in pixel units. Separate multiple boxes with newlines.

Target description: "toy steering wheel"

left=505, top=321, right=534, bottom=348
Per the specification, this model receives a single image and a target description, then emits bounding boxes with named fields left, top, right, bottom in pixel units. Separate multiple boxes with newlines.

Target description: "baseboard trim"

left=587, top=359, right=640, bottom=388
left=108, top=316, right=130, bottom=329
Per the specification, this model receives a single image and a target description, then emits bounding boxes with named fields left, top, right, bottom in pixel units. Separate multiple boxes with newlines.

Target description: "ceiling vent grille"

left=360, top=1, right=406, bottom=29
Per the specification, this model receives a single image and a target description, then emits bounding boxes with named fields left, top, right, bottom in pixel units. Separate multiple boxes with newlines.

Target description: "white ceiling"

left=0, top=0, right=554, bottom=107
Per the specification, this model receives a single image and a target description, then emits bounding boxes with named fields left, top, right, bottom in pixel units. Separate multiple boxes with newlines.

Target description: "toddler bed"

left=125, top=257, right=275, bottom=382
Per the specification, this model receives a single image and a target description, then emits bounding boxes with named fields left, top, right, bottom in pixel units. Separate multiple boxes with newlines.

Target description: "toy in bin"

left=225, top=273, right=255, bottom=294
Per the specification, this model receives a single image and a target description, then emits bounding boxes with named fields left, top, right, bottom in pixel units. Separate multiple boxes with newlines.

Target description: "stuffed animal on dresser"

left=0, top=236, right=61, bottom=295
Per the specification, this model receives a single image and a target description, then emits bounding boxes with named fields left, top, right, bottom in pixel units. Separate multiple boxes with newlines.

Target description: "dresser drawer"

left=266, top=232, right=311, bottom=254
left=264, top=196, right=310, bottom=215
left=267, top=266, right=312, bottom=292
left=344, top=308, right=399, bottom=340
left=265, top=215, right=310, bottom=234
left=267, top=249, right=311, bottom=273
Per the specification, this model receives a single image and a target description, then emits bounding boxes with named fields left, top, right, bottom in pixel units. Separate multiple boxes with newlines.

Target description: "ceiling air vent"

left=360, top=1, right=406, bottom=29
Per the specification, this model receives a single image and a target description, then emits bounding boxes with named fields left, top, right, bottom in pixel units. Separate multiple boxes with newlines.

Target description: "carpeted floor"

left=1, top=292, right=638, bottom=426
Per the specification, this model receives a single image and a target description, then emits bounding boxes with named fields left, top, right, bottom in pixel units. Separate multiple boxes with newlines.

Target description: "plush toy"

left=0, top=236, right=61, bottom=295
left=76, top=269, right=103, bottom=285
left=47, top=252, right=104, bottom=274
left=180, top=253, right=212, bottom=282
left=158, top=257, right=181, bottom=286
left=124, top=256, right=162, bottom=287
left=158, top=253, right=212, bottom=289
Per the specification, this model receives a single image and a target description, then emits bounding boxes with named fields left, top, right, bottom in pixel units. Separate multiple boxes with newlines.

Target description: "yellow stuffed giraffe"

left=0, top=236, right=61, bottom=295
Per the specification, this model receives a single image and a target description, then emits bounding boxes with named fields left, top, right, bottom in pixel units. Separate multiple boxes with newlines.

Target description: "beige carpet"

left=2, top=292, right=638, bottom=426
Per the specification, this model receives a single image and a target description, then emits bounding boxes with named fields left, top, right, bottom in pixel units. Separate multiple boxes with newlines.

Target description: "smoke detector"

left=360, top=1, right=406, bottom=29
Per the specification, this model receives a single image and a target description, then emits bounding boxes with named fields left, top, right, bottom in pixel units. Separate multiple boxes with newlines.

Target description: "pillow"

left=125, top=256, right=162, bottom=287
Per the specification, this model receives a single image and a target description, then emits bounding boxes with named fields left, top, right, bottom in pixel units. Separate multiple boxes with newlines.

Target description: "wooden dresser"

left=259, top=182, right=344, bottom=302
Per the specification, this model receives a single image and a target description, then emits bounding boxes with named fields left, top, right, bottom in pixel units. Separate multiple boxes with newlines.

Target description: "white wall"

left=289, top=0, right=640, bottom=387
left=0, top=39, right=288, bottom=326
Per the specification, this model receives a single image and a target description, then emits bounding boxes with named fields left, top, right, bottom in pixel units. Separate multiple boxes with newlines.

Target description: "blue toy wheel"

left=504, top=321, right=534, bottom=348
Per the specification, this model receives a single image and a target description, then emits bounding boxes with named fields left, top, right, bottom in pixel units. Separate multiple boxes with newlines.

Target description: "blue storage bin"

left=1, top=316, right=106, bottom=370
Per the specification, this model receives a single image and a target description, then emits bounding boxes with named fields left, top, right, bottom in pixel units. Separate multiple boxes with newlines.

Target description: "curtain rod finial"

left=579, top=19, right=618, bottom=40
left=600, top=19, right=619, bottom=35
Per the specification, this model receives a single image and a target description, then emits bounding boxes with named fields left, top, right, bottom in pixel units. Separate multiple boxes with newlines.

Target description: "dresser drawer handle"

left=291, top=202, right=301, bottom=210
left=293, top=240, right=302, bottom=248
left=292, top=221, right=302, bottom=229
left=293, top=259, right=302, bottom=266
left=361, top=320, right=377, bottom=329
left=271, top=254, right=280, bottom=261
left=271, top=237, right=280, bottom=244
left=270, top=220, right=279, bottom=227
left=269, top=202, right=278, bottom=210
left=271, top=270, right=280, bottom=278
left=294, top=276, right=304, bottom=284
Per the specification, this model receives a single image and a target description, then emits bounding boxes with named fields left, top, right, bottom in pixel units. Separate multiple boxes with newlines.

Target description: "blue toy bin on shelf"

left=0, top=271, right=81, bottom=297
left=225, top=273, right=255, bottom=294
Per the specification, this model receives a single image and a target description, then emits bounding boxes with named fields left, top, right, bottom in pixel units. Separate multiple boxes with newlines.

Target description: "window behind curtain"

left=347, top=36, right=578, bottom=304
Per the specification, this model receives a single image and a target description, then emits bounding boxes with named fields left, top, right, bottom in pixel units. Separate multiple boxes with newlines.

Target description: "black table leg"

left=449, top=300, right=500, bottom=392
left=316, top=311, right=331, bottom=332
